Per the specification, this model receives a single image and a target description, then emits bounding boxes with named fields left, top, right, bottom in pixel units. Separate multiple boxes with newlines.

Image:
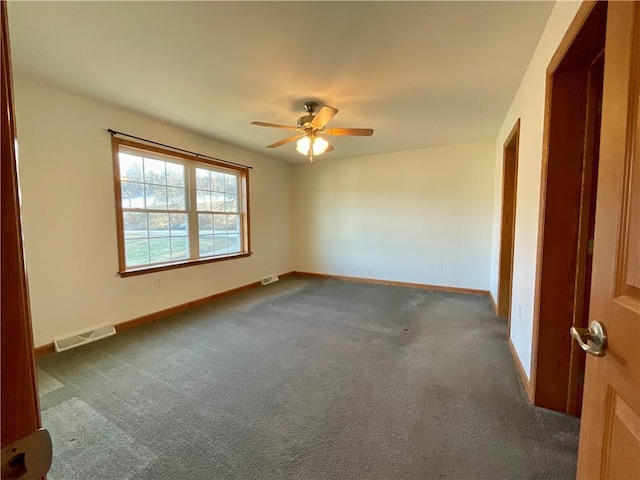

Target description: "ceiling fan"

left=251, top=102, right=374, bottom=162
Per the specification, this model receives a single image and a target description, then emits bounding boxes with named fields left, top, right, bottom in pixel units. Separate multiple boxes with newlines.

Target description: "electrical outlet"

left=154, top=278, right=162, bottom=288
left=435, top=260, right=443, bottom=269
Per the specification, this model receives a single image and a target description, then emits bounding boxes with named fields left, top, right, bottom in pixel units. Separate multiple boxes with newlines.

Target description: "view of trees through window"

left=117, top=148, right=243, bottom=268
left=195, top=167, right=240, bottom=257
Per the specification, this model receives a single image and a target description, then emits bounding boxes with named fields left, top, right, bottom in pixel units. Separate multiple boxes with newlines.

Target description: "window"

left=112, top=138, right=250, bottom=276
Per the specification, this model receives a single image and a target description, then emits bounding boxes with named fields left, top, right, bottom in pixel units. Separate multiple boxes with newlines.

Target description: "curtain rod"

left=107, top=129, right=252, bottom=170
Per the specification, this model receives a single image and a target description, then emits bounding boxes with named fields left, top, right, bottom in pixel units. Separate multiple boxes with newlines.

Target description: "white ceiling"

left=7, top=1, right=555, bottom=164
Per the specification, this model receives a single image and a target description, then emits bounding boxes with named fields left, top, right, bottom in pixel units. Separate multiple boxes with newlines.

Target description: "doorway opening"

left=498, top=119, right=520, bottom=325
left=530, top=1, right=607, bottom=416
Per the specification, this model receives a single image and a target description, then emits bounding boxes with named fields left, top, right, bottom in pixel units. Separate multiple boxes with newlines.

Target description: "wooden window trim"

left=118, top=252, right=253, bottom=277
left=111, top=137, right=252, bottom=276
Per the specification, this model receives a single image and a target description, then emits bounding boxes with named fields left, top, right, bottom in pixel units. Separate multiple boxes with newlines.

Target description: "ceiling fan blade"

left=311, top=105, right=339, bottom=129
left=251, top=121, right=299, bottom=131
left=267, top=134, right=303, bottom=148
left=325, top=143, right=335, bottom=152
left=323, top=128, right=374, bottom=137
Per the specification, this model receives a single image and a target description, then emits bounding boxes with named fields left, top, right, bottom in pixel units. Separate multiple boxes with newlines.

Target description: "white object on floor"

left=261, top=274, right=279, bottom=286
left=53, top=324, right=116, bottom=352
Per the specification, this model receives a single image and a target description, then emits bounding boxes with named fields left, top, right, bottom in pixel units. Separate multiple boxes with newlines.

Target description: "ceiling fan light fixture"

left=295, top=136, right=310, bottom=154
left=312, top=136, right=329, bottom=155
left=296, top=135, right=329, bottom=156
left=251, top=102, right=373, bottom=160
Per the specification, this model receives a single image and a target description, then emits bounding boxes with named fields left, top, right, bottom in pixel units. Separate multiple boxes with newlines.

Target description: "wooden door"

left=576, top=2, right=640, bottom=478
left=1, top=0, right=42, bottom=452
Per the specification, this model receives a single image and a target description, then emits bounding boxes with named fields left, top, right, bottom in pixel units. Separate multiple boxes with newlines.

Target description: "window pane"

left=121, top=181, right=145, bottom=209
left=227, top=215, right=239, bottom=233
left=117, top=143, right=247, bottom=269
left=214, top=235, right=228, bottom=254
left=195, top=168, right=210, bottom=190
left=213, top=214, right=227, bottom=233
left=224, top=174, right=237, bottom=193
left=144, top=158, right=166, bottom=185
left=119, top=153, right=143, bottom=183
left=145, top=185, right=168, bottom=210
left=166, top=162, right=184, bottom=187
left=167, top=186, right=186, bottom=210
left=200, top=235, right=214, bottom=257
left=227, top=235, right=240, bottom=253
left=198, top=214, right=213, bottom=235
left=196, top=190, right=211, bottom=211
left=148, top=213, right=169, bottom=237
left=170, top=236, right=188, bottom=260
left=149, top=237, right=171, bottom=264
left=125, top=239, right=149, bottom=266
left=169, top=214, right=188, bottom=237
left=212, top=192, right=225, bottom=212
left=211, top=172, right=225, bottom=192
left=124, top=212, right=148, bottom=239
left=225, top=194, right=237, bottom=213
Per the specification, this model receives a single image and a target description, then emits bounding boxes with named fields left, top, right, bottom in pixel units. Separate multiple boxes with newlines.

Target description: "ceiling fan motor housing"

left=303, top=101, right=318, bottom=113
left=297, top=101, right=319, bottom=128
left=297, top=115, right=316, bottom=129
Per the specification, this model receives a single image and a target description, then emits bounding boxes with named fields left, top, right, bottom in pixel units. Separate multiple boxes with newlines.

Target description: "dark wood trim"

left=498, top=118, right=520, bottom=321
left=115, top=280, right=262, bottom=332
left=243, top=169, right=251, bottom=254
left=119, top=273, right=293, bottom=329
left=508, top=338, right=533, bottom=402
left=531, top=0, right=607, bottom=414
left=547, top=1, right=598, bottom=74
left=531, top=0, right=596, bottom=407
left=536, top=68, right=590, bottom=412
left=292, top=271, right=490, bottom=296
left=112, top=137, right=126, bottom=272
left=530, top=82, right=552, bottom=413
left=1, top=0, right=43, bottom=449
left=34, top=273, right=297, bottom=356
left=566, top=53, right=604, bottom=417
left=119, top=252, right=253, bottom=277
left=34, top=344, right=56, bottom=358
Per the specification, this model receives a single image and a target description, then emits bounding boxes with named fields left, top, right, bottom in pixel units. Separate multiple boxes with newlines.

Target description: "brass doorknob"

left=570, top=320, right=607, bottom=357
left=1, top=429, right=52, bottom=480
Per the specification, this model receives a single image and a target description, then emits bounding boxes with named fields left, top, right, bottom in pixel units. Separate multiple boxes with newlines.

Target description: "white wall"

left=14, top=77, right=292, bottom=347
left=488, top=1, right=582, bottom=378
left=15, top=1, right=583, bottom=353
left=292, top=141, right=495, bottom=291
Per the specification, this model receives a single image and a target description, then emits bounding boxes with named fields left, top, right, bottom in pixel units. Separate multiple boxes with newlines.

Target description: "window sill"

left=118, top=252, right=253, bottom=277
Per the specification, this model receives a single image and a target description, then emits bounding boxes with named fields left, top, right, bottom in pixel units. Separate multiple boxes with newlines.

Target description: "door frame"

left=529, top=0, right=607, bottom=413
left=1, top=0, right=42, bottom=449
left=497, top=119, right=520, bottom=322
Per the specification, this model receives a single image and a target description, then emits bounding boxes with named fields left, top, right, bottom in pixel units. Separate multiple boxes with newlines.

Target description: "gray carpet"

left=37, top=275, right=579, bottom=479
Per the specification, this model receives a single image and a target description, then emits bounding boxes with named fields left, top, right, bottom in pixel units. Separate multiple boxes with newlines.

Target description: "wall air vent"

left=261, top=274, right=279, bottom=286
left=53, top=324, right=116, bottom=352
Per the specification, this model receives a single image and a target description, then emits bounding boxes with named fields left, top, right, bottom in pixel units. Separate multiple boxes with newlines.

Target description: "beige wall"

left=16, top=1, right=584, bottom=356
left=292, top=141, right=495, bottom=290
left=14, top=77, right=292, bottom=347
left=489, top=1, right=582, bottom=378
